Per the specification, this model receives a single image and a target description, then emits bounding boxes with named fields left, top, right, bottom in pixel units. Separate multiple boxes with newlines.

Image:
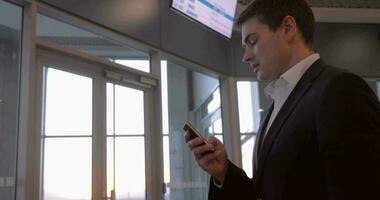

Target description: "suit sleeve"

left=316, top=73, right=380, bottom=199
left=208, top=161, right=257, bottom=200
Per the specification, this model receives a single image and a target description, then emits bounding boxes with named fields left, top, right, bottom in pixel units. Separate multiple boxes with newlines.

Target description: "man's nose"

left=242, top=47, right=254, bottom=63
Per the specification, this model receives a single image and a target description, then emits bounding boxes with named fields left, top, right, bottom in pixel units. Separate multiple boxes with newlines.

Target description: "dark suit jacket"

left=209, top=60, right=380, bottom=200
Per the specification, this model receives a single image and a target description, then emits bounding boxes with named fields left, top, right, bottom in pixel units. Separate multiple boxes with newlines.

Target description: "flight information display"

left=171, top=0, right=237, bottom=38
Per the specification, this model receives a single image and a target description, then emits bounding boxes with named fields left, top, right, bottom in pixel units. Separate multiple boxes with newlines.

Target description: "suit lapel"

left=252, top=103, right=273, bottom=178
left=256, top=60, right=326, bottom=183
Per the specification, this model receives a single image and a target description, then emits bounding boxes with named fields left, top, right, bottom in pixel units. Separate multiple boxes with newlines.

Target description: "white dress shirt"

left=263, top=53, right=320, bottom=139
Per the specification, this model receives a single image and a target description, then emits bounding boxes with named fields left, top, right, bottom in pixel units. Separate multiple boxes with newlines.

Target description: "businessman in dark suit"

left=185, top=0, right=380, bottom=199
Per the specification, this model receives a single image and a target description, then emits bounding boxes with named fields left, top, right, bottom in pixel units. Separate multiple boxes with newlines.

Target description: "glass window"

left=107, top=137, right=145, bottom=199
left=161, top=61, right=171, bottom=200
left=37, top=14, right=150, bottom=73
left=107, top=83, right=146, bottom=200
left=237, top=81, right=262, bottom=178
left=43, top=138, right=92, bottom=200
left=161, top=60, right=222, bottom=200
left=206, top=88, right=221, bottom=114
left=114, top=59, right=150, bottom=73
left=0, top=1, right=22, bottom=199
left=237, top=81, right=261, bottom=133
left=241, top=135, right=255, bottom=178
left=44, top=68, right=93, bottom=136
left=42, top=68, right=93, bottom=200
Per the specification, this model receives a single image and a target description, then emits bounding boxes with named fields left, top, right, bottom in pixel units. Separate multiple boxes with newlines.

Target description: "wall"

left=314, top=23, right=380, bottom=77
left=41, top=0, right=161, bottom=46
left=233, top=23, right=380, bottom=77
left=41, top=0, right=234, bottom=75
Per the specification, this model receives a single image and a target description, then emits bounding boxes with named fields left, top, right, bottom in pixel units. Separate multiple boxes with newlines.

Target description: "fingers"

left=207, top=135, right=224, bottom=149
left=197, top=149, right=222, bottom=167
left=186, top=134, right=210, bottom=149
left=192, top=143, right=215, bottom=159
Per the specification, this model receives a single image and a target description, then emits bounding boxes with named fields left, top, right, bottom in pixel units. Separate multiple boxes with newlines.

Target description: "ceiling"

left=236, top=0, right=380, bottom=24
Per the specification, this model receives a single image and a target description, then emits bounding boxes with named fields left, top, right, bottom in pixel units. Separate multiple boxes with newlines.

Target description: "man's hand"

left=184, top=132, right=229, bottom=182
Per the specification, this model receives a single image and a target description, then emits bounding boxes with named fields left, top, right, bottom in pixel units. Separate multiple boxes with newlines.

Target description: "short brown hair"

left=236, top=0, right=315, bottom=45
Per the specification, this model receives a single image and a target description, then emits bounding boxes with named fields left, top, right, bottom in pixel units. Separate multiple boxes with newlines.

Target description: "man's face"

left=241, top=17, right=290, bottom=81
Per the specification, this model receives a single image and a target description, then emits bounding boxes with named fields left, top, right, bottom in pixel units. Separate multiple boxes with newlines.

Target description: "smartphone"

left=183, top=123, right=213, bottom=154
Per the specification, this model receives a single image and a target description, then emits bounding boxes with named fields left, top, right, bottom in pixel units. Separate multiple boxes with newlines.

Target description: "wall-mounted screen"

left=171, top=0, right=237, bottom=39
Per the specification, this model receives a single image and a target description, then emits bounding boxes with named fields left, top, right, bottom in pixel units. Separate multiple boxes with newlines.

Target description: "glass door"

left=41, top=67, right=94, bottom=200
left=106, top=82, right=146, bottom=200
left=38, top=49, right=153, bottom=200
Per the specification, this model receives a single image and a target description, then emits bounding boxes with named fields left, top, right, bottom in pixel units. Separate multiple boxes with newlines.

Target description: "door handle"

left=110, top=190, right=115, bottom=200
left=104, top=190, right=115, bottom=200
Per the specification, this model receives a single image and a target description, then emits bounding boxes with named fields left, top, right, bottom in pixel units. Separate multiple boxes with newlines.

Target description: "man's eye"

left=249, top=40, right=257, bottom=47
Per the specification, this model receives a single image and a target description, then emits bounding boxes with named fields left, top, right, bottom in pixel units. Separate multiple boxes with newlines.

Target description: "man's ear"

left=281, top=15, right=297, bottom=41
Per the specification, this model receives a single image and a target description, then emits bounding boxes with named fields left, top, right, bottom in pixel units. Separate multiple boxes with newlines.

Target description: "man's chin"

left=256, top=72, right=268, bottom=81
left=257, top=73, right=276, bottom=82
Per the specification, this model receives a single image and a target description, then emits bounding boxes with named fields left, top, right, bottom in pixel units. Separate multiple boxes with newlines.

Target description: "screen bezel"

left=169, top=0, right=238, bottom=39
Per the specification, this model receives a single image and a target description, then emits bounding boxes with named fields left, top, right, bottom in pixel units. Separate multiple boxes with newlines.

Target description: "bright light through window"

left=44, top=138, right=92, bottom=200
left=115, top=60, right=150, bottom=73
left=42, top=68, right=93, bottom=200
left=161, top=61, right=171, bottom=200
left=241, top=135, right=255, bottom=178
left=106, top=83, right=146, bottom=199
left=108, top=84, right=145, bottom=135
left=237, top=81, right=261, bottom=177
left=207, top=88, right=220, bottom=114
left=44, top=68, right=92, bottom=135
left=237, top=81, right=261, bottom=133
left=163, top=136, right=171, bottom=184
left=161, top=61, right=169, bottom=134
left=237, top=82, right=254, bottom=133
left=107, top=137, right=146, bottom=199
left=213, top=118, right=222, bottom=134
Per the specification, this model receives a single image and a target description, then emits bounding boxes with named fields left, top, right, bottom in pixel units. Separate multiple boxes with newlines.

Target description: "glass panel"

left=107, top=137, right=115, bottom=199
left=163, top=61, right=221, bottom=199
left=237, top=82, right=254, bottom=133
left=161, top=61, right=171, bottom=199
left=107, top=137, right=146, bottom=200
left=163, top=136, right=171, bottom=200
left=213, top=118, right=222, bottom=134
left=241, top=135, right=255, bottom=178
left=0, top=1, right=22, bottom=199
left=43, top=138, right=92, bottom=200
left=37, top=14, right=150, bottom=73
left=207, top=88, right=220, bottom=114
left=161, top=61, right=169, bottom=135
left=237, top=81, right=261, bottom=133
left=107, top=83, right=115, bottom=135
left=44, top=68, right=92, bottom=136
left=215, top=134, right=224, bottom=143
left=107, top=84, right=144, bottom=135
left=114, top=59, right=150, bottom=73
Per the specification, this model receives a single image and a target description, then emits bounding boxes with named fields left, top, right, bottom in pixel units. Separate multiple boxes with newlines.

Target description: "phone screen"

left=183, top=123, right=213, bottom=154
left=184, top=123, right=205, bottom=141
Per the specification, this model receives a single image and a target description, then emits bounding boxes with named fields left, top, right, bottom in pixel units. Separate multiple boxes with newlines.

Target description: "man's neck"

left=282, top=45, right=315, bottom=75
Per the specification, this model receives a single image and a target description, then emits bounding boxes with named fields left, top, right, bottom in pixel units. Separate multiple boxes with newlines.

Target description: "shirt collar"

left=264, top=53, right=320, bottom=99
left=280, top=53, right=320, bottom=88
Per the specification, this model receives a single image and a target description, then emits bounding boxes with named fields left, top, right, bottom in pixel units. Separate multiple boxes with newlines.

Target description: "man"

left=185, top=0, right=380, bottom=199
